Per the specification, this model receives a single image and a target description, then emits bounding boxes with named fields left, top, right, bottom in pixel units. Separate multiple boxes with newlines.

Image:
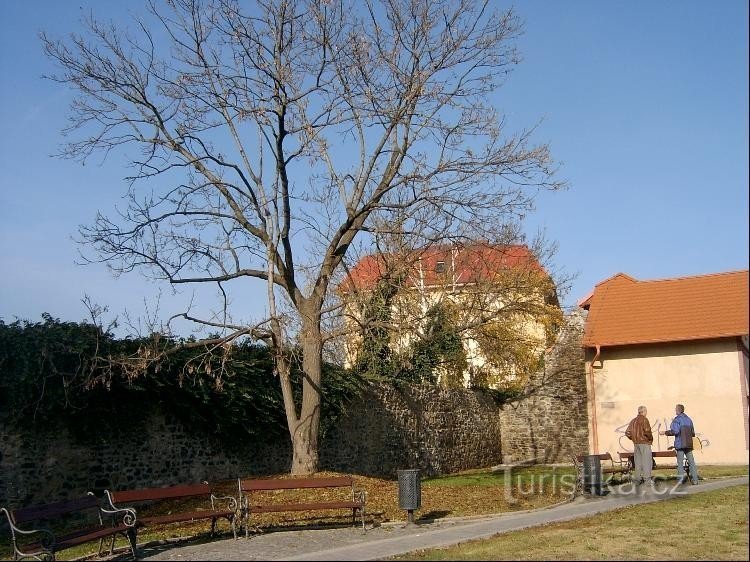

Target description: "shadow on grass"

left=94, top=531, right=229, bottom=561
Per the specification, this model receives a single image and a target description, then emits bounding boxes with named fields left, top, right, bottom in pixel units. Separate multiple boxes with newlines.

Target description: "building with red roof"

left=340, top=243, right=561, bottom=387
left=341, top=244, right=547, bottom=293
left=580, top=269, right=749, bottom=464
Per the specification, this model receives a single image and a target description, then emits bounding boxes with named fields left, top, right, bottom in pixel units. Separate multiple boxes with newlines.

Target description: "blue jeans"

left=676, top=449, right=698, bottom=483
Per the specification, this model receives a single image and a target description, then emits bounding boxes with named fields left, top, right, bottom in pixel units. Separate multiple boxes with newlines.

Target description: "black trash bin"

left=582, top=455, right=604, bottom=495
left=397, top=469, right=421, bottom=523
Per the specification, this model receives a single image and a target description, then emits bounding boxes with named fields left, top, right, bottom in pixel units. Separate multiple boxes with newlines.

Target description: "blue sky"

left=1, top=1, right=748, bottom=333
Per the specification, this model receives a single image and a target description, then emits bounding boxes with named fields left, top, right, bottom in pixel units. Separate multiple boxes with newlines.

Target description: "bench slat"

left=12, top=495, right=100, bottom=524
left=19, top=524, right=133, bottom=554
left=652, top=451, right=677, bottom=458
left=248, top=501, right=362, bottom=513
left=240, top=477, right=353, bottom=491
left=110, top=483, right=212, bottom=503
left=54, top=524, right=133, bottom=548
left=140, top=510, right=234, bottom=526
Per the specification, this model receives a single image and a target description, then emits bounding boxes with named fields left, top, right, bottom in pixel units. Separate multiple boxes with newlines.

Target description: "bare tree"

left=43, top=0, right=563, bottom=474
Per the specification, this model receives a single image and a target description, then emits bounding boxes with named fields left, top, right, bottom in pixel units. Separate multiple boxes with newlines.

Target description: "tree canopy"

left=42, top=0, right=563, bottom=473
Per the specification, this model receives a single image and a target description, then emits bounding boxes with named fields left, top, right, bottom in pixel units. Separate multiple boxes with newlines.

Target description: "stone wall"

left=0, top=413, right=291, bottom=507
left=320, top=313, right=590, bottom=473
left=0, top=314, right=588, bottom=506
left=320, top=384, right=504, bottom=477
left=498, top=311, right=590, bottom=464
left=0, top=385, right=503, bottom=506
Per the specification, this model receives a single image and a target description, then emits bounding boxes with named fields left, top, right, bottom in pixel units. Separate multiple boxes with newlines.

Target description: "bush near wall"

left=0, top=314, right=588, bottom=506
left=0, top=315, right=358, bottom=444
left=0, top=316, right=364, bottom=504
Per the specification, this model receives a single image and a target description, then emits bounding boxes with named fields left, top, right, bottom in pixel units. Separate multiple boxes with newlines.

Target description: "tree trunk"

left=291, top=420, right=319, bottom=475
left=290, top=304, right=323, bottom=475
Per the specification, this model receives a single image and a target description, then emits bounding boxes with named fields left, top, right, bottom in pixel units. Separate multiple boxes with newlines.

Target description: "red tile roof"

left=340, top=243, right=546, bottom=292
left=580, top=270, right=749, bottom=347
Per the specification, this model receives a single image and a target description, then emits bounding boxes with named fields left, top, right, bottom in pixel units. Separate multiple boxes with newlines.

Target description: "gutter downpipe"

left=588, top=345, right=602, bottom=454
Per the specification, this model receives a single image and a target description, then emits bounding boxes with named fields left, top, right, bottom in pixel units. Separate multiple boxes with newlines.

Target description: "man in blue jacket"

left=660, top=404, right=699, bottom=484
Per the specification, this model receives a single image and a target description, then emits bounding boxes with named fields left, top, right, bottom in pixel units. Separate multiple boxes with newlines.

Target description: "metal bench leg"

left=126, top=528, right=138, bottom=560
left=230, top=515, right=237, bottom=540
left=244, top=520, right=264, bottom=539
left=244, top=512, right=264, bottom=539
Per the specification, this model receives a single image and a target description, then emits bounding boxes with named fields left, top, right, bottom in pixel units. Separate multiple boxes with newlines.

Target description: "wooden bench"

left=572, top=453, right=630, bottom=494
left=618, top=450, right=692, bottom=480
left=104, top=482, right=237, bottom=551
left=1, top=493, right=137, bottom=561
left=237, top=476, right=366, bottom=538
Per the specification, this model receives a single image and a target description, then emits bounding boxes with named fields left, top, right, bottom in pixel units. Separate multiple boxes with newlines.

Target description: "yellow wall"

left=585, top=338, right=748, bottom=464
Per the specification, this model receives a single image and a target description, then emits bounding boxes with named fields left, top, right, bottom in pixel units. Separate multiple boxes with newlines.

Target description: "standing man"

left=660, top=404, right=699, bottom=485
left=625, top=405, right=654, bottom=486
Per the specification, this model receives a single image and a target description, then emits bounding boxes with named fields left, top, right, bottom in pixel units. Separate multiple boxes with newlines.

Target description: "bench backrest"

left=240, top=476, right=353, bottom=492
left=10, top=495, right=100, bottom=525
left=574, top=452, right=612, bottom=463
left=652, top=450, right=677, bottom=458
left=108, top=483, right=212, bottom=504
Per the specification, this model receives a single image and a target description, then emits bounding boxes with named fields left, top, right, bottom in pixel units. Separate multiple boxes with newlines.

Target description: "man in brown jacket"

left=625, top=405, right=653, bottom=485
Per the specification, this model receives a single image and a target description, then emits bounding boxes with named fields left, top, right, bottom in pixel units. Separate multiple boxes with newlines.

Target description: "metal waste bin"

left=397, top=469, right=421, bottom=523
left=583, top=455, right=603, bottom=495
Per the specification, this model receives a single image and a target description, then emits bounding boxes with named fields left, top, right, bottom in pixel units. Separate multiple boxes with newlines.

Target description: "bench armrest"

left=102, top=491, right=138, bottom=527
left=1, top=508, right=56, bottom=556
left=100, top=504, right=138, bottom=528
left=210, top=494, right=238, bottom=513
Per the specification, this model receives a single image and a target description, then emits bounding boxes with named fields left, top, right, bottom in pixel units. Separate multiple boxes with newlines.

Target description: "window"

left=435, top=261, right=446, bottom=273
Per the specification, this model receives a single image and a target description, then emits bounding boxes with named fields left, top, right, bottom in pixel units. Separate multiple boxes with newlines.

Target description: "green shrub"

left=0, top=315, right=358, bottom=444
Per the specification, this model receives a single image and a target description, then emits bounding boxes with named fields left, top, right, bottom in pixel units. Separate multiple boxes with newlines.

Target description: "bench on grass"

left=237, top=476, right=366, bottom=538
left=1, top=493, right=137, bottom=561
left=618, top=450, right=692, bottom=480
left=572, top=452, right=630, bottom=494
left=104, top=482, right=237, bottom=552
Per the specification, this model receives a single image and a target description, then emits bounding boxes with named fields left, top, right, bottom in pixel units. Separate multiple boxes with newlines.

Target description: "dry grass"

left=162, top=466, right=570, bottom=532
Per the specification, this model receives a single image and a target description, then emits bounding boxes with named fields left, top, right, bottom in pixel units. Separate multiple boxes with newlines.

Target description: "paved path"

left=137, top=476, right=747, bottom=561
